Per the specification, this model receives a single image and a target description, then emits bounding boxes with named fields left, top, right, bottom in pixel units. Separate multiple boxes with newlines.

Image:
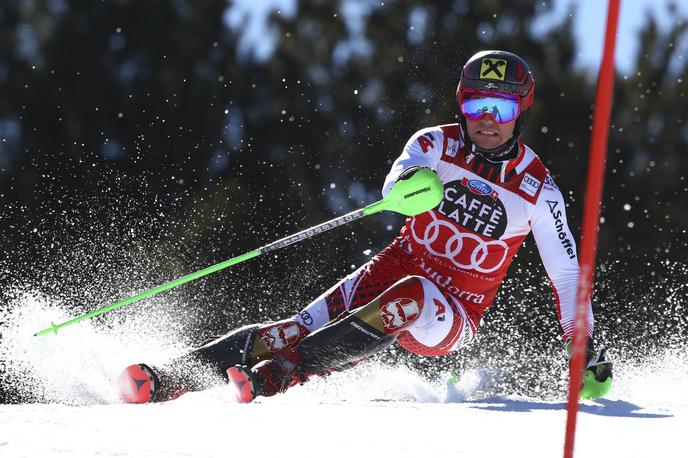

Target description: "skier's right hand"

left=566, top=339, right=613, bottom=400
left=580, top=345, right=613, bottom=400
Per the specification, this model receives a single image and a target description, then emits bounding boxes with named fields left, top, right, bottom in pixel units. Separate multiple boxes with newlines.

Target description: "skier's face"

left=465, top=114, right=516, bottom=150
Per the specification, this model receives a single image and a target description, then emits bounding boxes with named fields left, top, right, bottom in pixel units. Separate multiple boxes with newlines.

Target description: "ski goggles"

left=460, top=92, right=520, bottom=124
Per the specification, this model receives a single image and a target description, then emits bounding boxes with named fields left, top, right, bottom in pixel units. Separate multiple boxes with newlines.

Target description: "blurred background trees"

left=1, top=0, right=686, bottom=401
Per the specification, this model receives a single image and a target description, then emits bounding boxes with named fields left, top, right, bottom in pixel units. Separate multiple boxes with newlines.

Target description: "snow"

left=1, top=294, right=687, bottom=458
left=1, top=381, right=685, bottom=458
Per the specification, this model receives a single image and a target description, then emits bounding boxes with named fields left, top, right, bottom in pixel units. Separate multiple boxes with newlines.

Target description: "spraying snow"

left=1, top=286, right=686, bottom=457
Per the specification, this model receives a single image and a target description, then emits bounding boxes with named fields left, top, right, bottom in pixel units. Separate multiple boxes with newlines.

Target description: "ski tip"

left=227, top=365, right=256, bottom=404
left=116, top=364, right=157, bottom=404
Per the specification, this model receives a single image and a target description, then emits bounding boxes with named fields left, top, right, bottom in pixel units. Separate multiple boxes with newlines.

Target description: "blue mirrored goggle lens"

left=461, top=96, right=519, bottom=123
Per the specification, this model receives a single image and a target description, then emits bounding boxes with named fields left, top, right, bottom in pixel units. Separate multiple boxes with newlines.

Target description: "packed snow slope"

left=0, top=293, right=686, bottom=458
left=1, top=386, right=684, bottom=458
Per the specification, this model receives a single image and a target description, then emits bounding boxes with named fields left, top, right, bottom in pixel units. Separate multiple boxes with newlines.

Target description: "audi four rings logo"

left=410, top=212, right=509, bottom=273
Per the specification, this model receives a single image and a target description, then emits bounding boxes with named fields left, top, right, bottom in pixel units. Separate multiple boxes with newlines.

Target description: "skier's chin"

left=470, top=133, right=506, bottom=150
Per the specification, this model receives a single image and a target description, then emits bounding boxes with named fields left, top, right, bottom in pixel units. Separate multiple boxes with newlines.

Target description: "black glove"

left=566, top=338, right=613, bottom=400
left=396, top=166, right=432, bottom=182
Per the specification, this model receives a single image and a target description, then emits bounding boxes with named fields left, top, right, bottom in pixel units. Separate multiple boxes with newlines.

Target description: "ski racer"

left=117, top=50, right=613, bottom=404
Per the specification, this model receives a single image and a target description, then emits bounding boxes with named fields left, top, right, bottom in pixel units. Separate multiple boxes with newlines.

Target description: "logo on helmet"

left=480, top=58, right=507, bottom=80
left=380, top=298, right=420, bottom=331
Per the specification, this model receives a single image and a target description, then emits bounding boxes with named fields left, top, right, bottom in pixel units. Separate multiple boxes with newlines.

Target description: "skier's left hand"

left=567, top=339, right=613, bottom=400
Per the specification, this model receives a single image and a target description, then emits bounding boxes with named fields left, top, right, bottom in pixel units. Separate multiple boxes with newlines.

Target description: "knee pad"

left=192, top=320, right=310, bottom=369
left=253, top=319, right=310, bottom=361
left=351, top=275, right=428, bottom=336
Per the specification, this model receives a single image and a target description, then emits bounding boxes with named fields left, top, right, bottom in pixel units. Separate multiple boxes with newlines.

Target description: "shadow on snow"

left=467, top=397, right=673, bottom=419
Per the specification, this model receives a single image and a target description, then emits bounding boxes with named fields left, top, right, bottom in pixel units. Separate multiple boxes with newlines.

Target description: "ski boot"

left=227, top=355, right=299, bottom=403
left=116, top=363, right=160, bottom=403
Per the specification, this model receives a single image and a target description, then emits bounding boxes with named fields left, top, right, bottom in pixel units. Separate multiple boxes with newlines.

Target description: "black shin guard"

left=151, top=325, right=261, bottom=399
left=188, top=324, right=261, bottom=370
left=297, top=312, right=394, bottom=375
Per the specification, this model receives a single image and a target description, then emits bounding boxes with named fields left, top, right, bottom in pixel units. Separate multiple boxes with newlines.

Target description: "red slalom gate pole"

left=563, top=1, right=621, bottom=458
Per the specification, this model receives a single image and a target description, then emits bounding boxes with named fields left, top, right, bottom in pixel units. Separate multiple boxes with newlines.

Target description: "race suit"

left=292, top=123, right=593, bottom=356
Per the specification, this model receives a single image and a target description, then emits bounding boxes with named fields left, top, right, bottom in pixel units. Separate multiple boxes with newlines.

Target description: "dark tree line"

left=1, top=1, right=686, bottom=402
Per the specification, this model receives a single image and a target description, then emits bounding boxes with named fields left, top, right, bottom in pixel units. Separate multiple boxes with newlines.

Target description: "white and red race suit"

left=293, top=123, right=593, bottom=356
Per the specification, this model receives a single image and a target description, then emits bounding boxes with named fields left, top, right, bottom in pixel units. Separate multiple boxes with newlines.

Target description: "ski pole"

left=34, top=169, right=444, bottom=337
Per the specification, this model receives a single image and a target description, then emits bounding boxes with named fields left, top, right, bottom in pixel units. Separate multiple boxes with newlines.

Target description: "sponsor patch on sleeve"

left=417, top=135, right=434, bottom=153
left=519, top=173, right=541, bottom=197
left=544, top=174, right=559, bottom=190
